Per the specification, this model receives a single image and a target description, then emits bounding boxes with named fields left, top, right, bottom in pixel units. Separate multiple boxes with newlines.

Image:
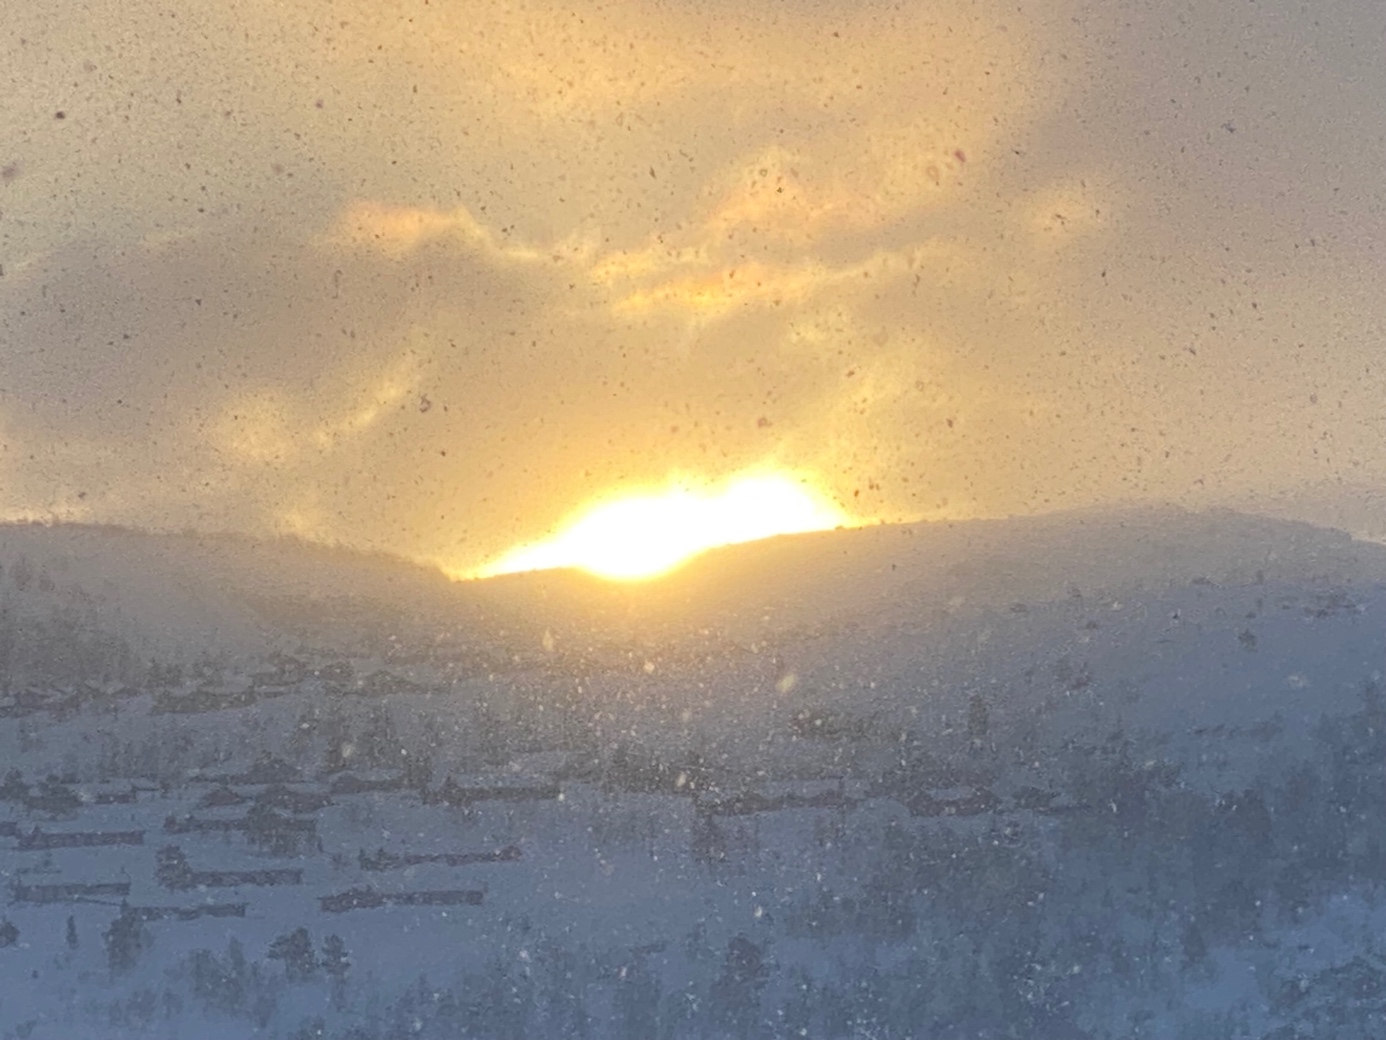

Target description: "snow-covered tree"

left=268, top=927, right=317, bottom=983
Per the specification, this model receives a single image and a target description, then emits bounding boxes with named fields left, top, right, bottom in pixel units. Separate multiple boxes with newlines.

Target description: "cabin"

left=11, top=881, right=131, bottom=904
left=249, top=653, right=309, bottom=690
left=156, top=846, right=302, bottom=890
left=187, top=753, right=303, bottom=786
left=81, top=784, right=139, bottom=806
left=788, top=708, right=870, bottom=742
left=316, top=660, right=354, bottom=685
left=358, top=844, right=521, bottom=871
left=163, top=813, right=243, bottom=835
left=695, top=782, right=858, bottom=819
left=229, top=753, right=304, bottom=786
left=329, top=771, right=406, bottom=795
left=0, top=772, right=29, bottom=803
left=898, top=786, right=1001, bottom=818
left=508, top=750, right=574, bottom=774
left=163, top=805, right=316, bottom=837
left=196, top=785, right=248, bottom=809
left=356, top=670, right=423, bottom=698
left=254, top=784, right=332, bottom=813
left=152, top=687, right=257, bottom=715
left=17, top=828, right=144, bottom=850
left=24, top=779, right=82, bottom=816
left=73, top=681, right=141, bottom=707
left=1011, top=786, right=1059, bottom=812
left=129, top=903, right=247, bottom=922
left=1, top=686, right=80, bottom=716
left=427, top=775, right=561, bottom=808
left=319, top=886, right=484, bottom=913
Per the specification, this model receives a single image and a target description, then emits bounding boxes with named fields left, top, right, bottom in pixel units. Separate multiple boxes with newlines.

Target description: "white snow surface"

left=0, top=508, right=1385, bottom=1038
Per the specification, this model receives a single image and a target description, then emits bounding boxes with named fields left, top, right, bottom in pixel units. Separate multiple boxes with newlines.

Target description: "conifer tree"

left=321, top=934, right=350, bottom=1008
left=103, top=905, right=147, bottom=974
left=268, top=927, right=317, bottom=983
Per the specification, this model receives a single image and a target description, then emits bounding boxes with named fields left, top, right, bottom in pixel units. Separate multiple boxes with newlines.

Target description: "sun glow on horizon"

left=465, top=473, right=855, bottom=582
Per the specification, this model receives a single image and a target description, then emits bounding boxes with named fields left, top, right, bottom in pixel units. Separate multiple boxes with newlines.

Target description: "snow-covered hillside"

left=2, top=509, right=1386, bottom=1039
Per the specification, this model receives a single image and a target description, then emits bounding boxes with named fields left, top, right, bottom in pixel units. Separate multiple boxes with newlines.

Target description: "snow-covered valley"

left=1, top=510, right=1385, bottom=1039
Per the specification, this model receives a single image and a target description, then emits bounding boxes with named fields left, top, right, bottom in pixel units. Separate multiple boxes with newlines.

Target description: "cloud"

left=2, top=0, right=1384, bottom=572
left=603, top=259, right=853, bottom=320
left=328, top=201, right=552, bottom=265
left=210, top=391, right=300, bottom=466
left=1021, top=175, right=1117, bottom=243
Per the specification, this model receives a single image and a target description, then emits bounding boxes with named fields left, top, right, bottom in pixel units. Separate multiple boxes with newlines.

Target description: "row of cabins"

left=156, top=846, right=303, bottom=890
left=195, top=781, right=332, bottom=812
left=128, top=902, right=246, bottom=922
left=2, top=759, right=519, bottom=920
left=12, top=881, right=131, bottom=904
left=358, top=844, right=521, bottom=871
left=1, top=821, right=145, bottom=846
left=424, top=776, right=562, bottom=809
left=688, top=774, right=1084, bottom=821
left=5, top=778, right=1066, bottom=843
left=11, top=895, right=247, bottom=919
left=151, top=667, right=429, bottom=716
left=1, top=774, right=149, bottom=816
left=163, top=804, right=316, bottom=839
left=0, top=688, right=82, bottom=719
left=2, top=780, right=138, bottom=817
left=180, top=768, right=560, bottom=810
left=0, top=682, right=141, bottom=719
left=16, top=827, right=144, bottom=850
left=10, top=868, right=488, bottom=920
left=694, top=787, right=859, bottom=819
left=320, top=886, right=483, bottom=913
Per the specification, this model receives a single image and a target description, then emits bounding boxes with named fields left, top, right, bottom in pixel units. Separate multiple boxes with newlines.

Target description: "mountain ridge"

left=2, top=504, right=1382, bottom=669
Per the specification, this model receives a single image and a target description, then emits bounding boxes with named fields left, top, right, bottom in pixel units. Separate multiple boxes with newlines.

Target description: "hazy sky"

left=2, top=0, right=1384, bottom=571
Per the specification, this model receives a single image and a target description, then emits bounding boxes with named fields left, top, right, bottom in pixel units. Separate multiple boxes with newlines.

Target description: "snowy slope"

left=1, top=509, right=1386, bottom=1039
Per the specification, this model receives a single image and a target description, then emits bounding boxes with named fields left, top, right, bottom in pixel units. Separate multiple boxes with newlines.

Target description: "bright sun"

left=468, top=472, right=853, bottom=582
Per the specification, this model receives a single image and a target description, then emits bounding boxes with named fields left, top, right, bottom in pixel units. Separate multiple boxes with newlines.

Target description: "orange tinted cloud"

left=331, top=201, right=545, bottom=263
left=16, top=0, right=1382, bottom=573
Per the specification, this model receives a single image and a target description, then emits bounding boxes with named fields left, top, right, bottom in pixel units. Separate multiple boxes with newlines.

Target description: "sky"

left=1, top=0, right=1384, bottom=572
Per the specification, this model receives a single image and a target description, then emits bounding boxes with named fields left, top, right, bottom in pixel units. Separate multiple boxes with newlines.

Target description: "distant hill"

left=2, top=506, right=1384, bottom=688
left=1231, top=480, right=1386, bottom=545
left=0, top=522, right=477, bottom=687
left=489, top=503, right=1386, bottom=638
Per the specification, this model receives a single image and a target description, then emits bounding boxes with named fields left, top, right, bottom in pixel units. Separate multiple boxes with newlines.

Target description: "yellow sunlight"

left=469, top=473, right=853, bottom=581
